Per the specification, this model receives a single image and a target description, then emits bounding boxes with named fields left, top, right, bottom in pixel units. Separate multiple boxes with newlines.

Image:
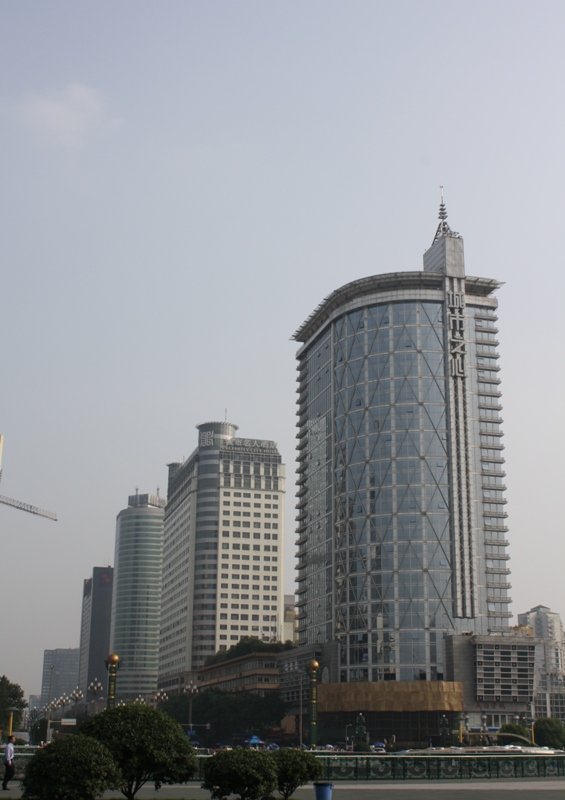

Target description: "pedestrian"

left=2, top=735, right=15, bottom=791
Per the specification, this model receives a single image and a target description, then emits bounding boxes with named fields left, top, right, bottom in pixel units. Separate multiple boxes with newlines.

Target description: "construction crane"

left=0, top=435, right=57, bottom=521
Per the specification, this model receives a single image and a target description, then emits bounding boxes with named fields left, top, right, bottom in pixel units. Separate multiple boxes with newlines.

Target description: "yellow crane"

left=0, top=435, right=57, bottom=521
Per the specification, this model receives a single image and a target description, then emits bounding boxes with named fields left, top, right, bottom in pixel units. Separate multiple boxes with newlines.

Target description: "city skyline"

left=1, top=1, right=563, bottom=698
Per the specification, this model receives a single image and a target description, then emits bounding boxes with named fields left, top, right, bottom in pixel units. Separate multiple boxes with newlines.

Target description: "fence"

left=14, top=749, right=565, bottom=783
left=312, top=754, right=565, bottom=781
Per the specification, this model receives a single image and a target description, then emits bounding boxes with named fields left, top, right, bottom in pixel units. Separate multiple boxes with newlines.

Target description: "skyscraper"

left=110, top=492, right=165, bottom=699
left=293, top=202, right=510, bottom=684
left=158, top=421, right=285, bottom=693
left=78, top=566, right=114, bottom=698
left=40, top=649, right=80, bottom=706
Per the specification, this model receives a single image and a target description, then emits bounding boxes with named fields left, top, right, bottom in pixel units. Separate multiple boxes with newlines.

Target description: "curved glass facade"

left=295, top=235, right=511, bottom=684
left=333, top=300, right=451, bottom=681
left=110, top=494, right=165, bottom=698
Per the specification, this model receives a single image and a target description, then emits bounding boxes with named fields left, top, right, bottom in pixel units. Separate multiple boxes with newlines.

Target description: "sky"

left=0, top=0, right=563, bottom=700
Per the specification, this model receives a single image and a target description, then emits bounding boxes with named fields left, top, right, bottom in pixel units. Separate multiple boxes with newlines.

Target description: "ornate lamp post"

left=307, top=659, right=319, bottom=749
left=70, top=687, right=84, bottom=714
left=59, top=694, right=70, bottom=720
left=105, top=653, right=121, bottom=709
left=184, top=680, right=198, bottom=732
left=87, top=678, right=104, bottom=715
left=155, top=689, right=168, bottom=707
left=134, top=695, right=146, bottom=705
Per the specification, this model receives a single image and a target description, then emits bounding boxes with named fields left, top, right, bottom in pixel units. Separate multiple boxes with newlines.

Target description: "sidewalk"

left=5, top=778, right=565, bottom=799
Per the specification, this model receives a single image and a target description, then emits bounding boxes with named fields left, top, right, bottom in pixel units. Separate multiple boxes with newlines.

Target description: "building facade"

left=293, top=203, right=511, bottom=685
left=110, top=492, right=165, bottom=699
left=445, top=631, right=536, bottom=729
left=158, top=421, right=285, bottom=693
left=40, top=649, right=80, bottom=706
left=78, top=566, right=114, bottom=698
left=517, top=605, right=565, bottom=719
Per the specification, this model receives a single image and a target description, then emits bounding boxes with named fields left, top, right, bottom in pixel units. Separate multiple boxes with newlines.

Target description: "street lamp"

left=88, top=678, right=104, bottom=715
left=307, top=660, right=319, bottom=749
left=134, top=695, right=146, bottom=705
left=70, top=687, right=84, bottom=714
left=105, top=654, right=121, bottom=709
left=59, top=694, right=70, bottom=720
left=155, top=690, right=168, bottom=706
left=88, top=679, right=103, bottom=700
left=184, top=681, right=198, bottom=732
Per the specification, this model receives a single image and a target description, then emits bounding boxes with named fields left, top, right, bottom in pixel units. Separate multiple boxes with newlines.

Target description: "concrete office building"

left=445, top=631, right=536, bottom=729
left=293, top=201, right=511, bottom=686
left=40, top=649, right=80, bottom=706
left=158, top=422, right=285, bottom=693
left=110, top=492, right=166, bottom=699
left=78, top=566, right=113, bottom=698
left=517, top=605, right=565, bottom=720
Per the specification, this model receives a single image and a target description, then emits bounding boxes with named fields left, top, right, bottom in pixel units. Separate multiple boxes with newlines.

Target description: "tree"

left=21, top=734, right=120, bottom=800
left=497, top=722, right=530, bottom=745
left=0, top=675, right=27, bottom=733
left=273, top=749, right=322, bottom=800
left=534, top=717, right=565, bottom=748
left=81, top=704, right=197, bottom=800
left=205, top=637, right=295, bottom=667
left=161, top=687, right=288, bottom=746
left=202, top=749, right=277, bottom=800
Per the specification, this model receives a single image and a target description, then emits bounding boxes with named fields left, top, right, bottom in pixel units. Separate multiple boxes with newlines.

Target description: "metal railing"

left=13, top=748, right=565, bottom=783
left=312, top=753, right=565, bottom=781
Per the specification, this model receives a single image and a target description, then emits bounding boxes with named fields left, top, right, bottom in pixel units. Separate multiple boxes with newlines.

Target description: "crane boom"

left=0, top=435, right=58, bottom=521
left=0, top=494, right=57, bottom=521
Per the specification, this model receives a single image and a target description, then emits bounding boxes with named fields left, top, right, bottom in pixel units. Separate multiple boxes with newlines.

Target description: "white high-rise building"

left=158, top=421, right=285, bottom=694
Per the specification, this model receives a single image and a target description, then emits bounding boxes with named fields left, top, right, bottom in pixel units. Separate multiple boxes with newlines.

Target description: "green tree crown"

left=81, top=704, right=196, bottom=800
left=273, top=749, right=322, bottom=800
left=202, top=749, right=278, bottom=800
left=21, top=735, right=120, bottom=800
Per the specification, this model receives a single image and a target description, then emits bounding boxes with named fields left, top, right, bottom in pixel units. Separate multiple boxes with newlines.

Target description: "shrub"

left=273, top=749, right=322, bottom=800
left=81, top=704, right=197, bottom=800
left=352, top=741, right=372, bottom=752
left=21, top=735, right=120, bottom=800
left=497, top=722, right=530, bottom=745
left=534, top=717, right=565, bottom=749
left=202, top=749, right=277, bottom=800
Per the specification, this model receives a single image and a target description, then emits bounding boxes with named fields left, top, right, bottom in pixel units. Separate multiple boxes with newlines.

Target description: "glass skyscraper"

left=78, top=566, right=113, bottom=698
left=293, top=203, right=511, bottom=684
left=110, top=492, right=166, bottom=698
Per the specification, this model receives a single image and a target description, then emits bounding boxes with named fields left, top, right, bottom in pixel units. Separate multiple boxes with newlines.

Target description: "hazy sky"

left=1, top=1, right=563, bottom=699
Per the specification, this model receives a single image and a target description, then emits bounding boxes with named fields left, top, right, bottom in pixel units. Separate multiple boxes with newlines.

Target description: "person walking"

left=2, top=735, right=15, bottom=791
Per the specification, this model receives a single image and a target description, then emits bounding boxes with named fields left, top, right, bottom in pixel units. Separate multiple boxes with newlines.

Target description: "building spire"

left=432, top=186, right=460, bottom=244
